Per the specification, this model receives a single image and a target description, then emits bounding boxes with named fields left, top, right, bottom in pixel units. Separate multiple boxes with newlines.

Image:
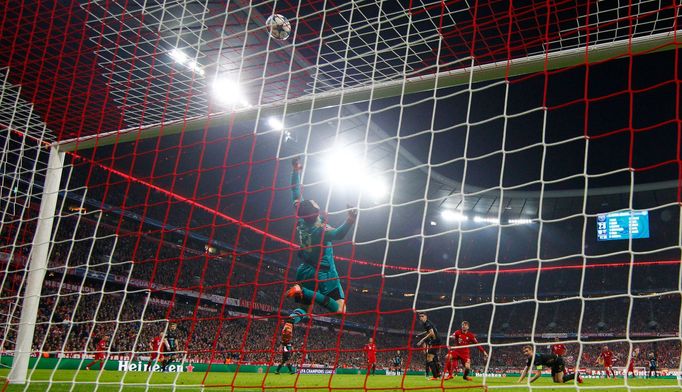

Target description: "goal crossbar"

left=56, top=30, right=681, bottom=152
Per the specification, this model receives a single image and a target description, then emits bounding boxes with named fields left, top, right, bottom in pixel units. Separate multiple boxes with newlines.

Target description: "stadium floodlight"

left=324, top=145, right=388, bottom=202
left=441, top=210, right=466, bottom=222
left=509, top=218, right=534, bottom=224
left=326, top=146, right=361, bottom=184
left=169, top=48, right=189, bottom=64
left=365, top=178, right=388, bottom=201
left=186, top=60, right=205, bottom=76
left=474, top=216, right=500, bottom=224
left=212, top=78, right=249, bottom=107
left=169, top=49, right=205, bottom=76
left=268, top=117, right=284, bottom=131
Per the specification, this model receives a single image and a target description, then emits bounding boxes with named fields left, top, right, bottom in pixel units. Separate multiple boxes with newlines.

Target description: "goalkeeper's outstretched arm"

left=291, top=158, right=303, bottom=207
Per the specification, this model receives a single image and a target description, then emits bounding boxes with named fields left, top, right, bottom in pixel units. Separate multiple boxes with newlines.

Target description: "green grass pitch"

left=0, top=370, right=678, bottom=392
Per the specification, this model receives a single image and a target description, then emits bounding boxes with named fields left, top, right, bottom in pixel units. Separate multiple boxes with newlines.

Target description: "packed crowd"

left=0, top=267, right=679, bottom=373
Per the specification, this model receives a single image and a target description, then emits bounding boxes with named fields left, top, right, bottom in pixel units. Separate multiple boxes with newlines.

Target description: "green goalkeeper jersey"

left=291, top=171, right=353, bottom=270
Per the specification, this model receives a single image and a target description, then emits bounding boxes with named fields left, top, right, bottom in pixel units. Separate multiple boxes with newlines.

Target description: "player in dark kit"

left=286, top=158, right=357, bottom=324
left=445, top=321, right=488, bottom=381
left=518, top=345, right=582, bottom=384
left=160, top=323, right=179, bottom=372
left=363, top=337, right=377, bottom=375
left=85, top=334, right=109, bottom=370
left=647, top=352, right=658, bottom=378
left=416, top=312, right=442, bottom=380
left=392, top=351, right=403, bottom=375
left=275, top=319, right=296, bottom=374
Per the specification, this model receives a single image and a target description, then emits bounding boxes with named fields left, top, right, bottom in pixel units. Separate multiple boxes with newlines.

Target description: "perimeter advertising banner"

left=2, top=356, right=678, bottom=379
left=0, top=356, right=354, bottom=374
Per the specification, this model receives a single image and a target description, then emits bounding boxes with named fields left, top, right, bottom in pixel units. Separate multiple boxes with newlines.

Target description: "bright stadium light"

left=268, top=117, right=284, bottom=131
left=187, top=60, right=205, bottom=76
left=326, top=146, right=362, bottom=184
left=441, top=210, right=466, bottom=222
left=169, top=48, right=189, bottom=64
left=324, top=145, right=388, bottom=202
left=169, top=49, right=205, bottom=76
left=365, top=178, right=388, bottom=201
left=509, top=218, right=534, bottom=224
left=474, top=216, right=500, bottom=224
left=212, top=78, right=248, bottom=107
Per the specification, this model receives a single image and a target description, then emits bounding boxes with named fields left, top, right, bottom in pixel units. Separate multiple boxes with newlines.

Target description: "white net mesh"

left=0, top=1, right=681, bottom=391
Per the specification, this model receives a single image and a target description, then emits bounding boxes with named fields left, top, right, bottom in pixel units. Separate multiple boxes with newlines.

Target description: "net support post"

left=8, top=146, right=64, bottom=384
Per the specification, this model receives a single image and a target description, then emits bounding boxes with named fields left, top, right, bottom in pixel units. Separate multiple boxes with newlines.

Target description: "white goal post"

left=7, top=148, right=64, bottom=384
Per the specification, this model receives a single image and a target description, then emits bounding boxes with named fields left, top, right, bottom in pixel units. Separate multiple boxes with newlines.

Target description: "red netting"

left=1, top=1, right=682, bottom=391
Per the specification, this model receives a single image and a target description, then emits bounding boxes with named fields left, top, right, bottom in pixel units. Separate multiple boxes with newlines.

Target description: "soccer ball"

left=266, top=14, right=291, bottom=40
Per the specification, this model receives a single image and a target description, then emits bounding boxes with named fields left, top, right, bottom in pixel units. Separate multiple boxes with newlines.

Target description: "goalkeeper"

left=286, top=158, right=357, bottom=323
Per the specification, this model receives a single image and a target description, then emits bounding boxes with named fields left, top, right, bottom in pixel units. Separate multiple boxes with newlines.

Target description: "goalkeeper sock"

left=463, top=368, right=470, bottom=379
left=562, top=373, right=576, bottom=382
left=276, top=364, right=282, bottom=373
left=300, top=287, right=339, bottom=313
left=287, top=364, right=294, bottom=373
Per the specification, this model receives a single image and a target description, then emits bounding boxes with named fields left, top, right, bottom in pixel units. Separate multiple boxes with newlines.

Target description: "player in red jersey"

left=363, top=337, right=377, bottom=375
left=551, top=342, right=567, bottom=357
left=84, top=335, right=109, bottom=370
left=597, top=345, right=616, bottom=378
left=444, top=321, right=488, bottom=381
left=626, top=347, right=640, bottom=378
left=147, top=331, right=169, bottom=371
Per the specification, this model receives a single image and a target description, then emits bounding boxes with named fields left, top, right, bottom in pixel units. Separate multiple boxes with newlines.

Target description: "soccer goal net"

left=0, top=1, right=681, bottom=391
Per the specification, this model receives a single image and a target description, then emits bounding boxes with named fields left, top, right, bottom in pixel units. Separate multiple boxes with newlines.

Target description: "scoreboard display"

left=597, top=210, right=650, bottom=241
